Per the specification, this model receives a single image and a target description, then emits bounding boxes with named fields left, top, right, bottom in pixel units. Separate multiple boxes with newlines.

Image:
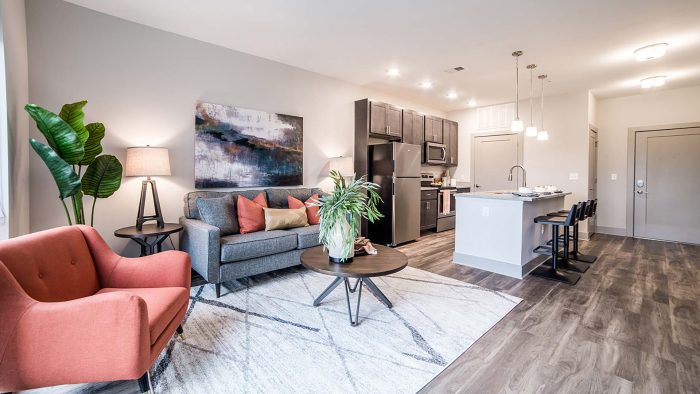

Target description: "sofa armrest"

left=179, top=217, right=221, bottom=284
left=0, top=291, right=150, bottom=391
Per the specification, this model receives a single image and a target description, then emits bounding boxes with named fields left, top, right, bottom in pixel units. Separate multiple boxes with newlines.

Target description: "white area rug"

left=153, top=266, right=521, bottom=393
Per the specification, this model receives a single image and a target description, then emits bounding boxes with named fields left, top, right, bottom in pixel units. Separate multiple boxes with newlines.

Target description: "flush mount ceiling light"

left=634, top=43, right=668, bottom=61
left=511, top=51, right=524, bottom=132
left=537, top=74, right=549, bottom=141
left=468, top=99, right=477, bottom=107
left=525, top=64, right=538, bottom=137
left=446, top=92, right=458, bottom=99
left=641, top=75, right=666, bottom=88
left=386, top=68, right=400, bottom=77
left=419, top=81, right=432, bottom=89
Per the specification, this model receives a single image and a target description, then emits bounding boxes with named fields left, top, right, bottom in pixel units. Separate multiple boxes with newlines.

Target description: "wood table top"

left=300, top=245, right=408, bottom=278
left=114, top=223, right=183, bottom=239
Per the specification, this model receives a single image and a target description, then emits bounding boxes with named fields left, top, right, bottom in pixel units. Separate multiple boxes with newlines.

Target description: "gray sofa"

left=180, top=187, right=324, bottom=297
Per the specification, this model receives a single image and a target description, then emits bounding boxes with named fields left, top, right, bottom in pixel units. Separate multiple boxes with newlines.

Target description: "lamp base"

left=136, top=179, right=165, bottom=230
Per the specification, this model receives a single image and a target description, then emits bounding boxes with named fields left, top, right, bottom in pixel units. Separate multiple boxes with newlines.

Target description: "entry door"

left=633, top=127, right=700, bottom=244
left=473, top=133, right=520, bottom=191
left=588, top=129, right=598, bottom=234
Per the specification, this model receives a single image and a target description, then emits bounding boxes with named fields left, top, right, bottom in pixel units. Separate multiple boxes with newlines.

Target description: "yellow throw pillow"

left=264, top=207, right=309, bottom=231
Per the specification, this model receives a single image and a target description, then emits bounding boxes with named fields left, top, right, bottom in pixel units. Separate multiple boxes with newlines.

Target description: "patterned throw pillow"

left=195, top=194, right=238, bottom=235
left=288, top=193, right=320, bottom=225
left=237, top=193, right=268, bottom=234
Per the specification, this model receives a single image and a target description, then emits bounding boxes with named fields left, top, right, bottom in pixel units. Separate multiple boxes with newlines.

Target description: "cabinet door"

left=386, top=104, right=402, bottom=138
left=450, top=122, right=458, bottom=166
left=413, top=113, right=425, bottom=160
left=433, top=117, right=444, bottom=143
left=425, top=199, right=437, bottom=228
left=424, top=116, right=434, bottom=142
left=402, top=110, right=414, bottom=144
left=443, top=120, right=451, bottom=164
left=369, top=101, right=387, bottom=135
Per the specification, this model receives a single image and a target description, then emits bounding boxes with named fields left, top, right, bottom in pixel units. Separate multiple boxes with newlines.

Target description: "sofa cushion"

left=220, top=230, right=297, bottom=263
left=97, top=287, right=189, bottom=345
left=285, top=225, right=321, bottom=249
left=237, top=193, right=268, bottom=234
left=265, top=188, right=324, bottom=209
left=183, top=190, right=266, bottom=219
left=196, top=194, right=238, bottom=235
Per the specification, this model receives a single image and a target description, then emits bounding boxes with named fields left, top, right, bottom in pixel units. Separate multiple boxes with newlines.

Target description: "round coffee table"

left=300, top=245, right=408, bottom=326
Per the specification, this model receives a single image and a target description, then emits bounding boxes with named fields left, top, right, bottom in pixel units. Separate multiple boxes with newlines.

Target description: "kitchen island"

left=453, top=191, right=571, bottom=279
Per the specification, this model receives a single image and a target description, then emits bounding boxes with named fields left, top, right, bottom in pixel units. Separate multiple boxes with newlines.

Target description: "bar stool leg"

left=546, top=225, right=590, bottom=273
left=564, top=221, right=598, bottom=263
left=530, top=224, right=581, bottom=285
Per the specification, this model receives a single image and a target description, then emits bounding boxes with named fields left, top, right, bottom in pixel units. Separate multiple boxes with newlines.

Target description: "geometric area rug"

left=24, top=266, right=521, bottom=394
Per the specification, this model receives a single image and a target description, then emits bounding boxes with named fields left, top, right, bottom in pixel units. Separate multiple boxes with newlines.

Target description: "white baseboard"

left=595, top=226, right=627, bottom=236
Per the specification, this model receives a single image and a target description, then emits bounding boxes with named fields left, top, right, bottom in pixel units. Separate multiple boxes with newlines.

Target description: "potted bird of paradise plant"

left=311, top=171, right=382, bottom=263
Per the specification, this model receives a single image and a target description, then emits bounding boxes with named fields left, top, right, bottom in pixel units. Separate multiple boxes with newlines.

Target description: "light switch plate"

left=482, top=207, right=489, bottom=217
left=611, top=173, right=617, bottom=180
left=569, top=172, right=579, bottom=180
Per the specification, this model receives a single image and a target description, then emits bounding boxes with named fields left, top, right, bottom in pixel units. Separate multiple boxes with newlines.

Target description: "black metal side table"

left=114, top=223, right=183, bottom=256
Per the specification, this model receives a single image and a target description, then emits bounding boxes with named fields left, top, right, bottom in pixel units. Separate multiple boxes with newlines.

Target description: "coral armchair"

left=0, top=225, right=191, bottom=393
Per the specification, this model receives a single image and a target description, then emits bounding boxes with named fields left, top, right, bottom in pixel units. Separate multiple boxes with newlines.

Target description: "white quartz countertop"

left=455, top=191, right=571, bottom=202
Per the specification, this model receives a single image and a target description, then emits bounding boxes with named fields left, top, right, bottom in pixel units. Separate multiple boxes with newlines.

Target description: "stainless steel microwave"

left=424, top=142, right=446, bottom=164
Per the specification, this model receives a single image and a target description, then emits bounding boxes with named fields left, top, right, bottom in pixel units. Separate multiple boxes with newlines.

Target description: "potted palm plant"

left=312, top=171, right=382, bottom=263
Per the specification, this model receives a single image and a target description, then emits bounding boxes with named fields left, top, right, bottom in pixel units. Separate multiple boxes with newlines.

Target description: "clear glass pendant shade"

left=525, top=126, right=538, bottom=137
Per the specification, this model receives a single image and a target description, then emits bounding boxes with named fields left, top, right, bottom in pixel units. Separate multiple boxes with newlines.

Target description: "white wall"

left=0, top=0, right=30, bottom=239
left=596, top=85, right=700, bottom=232
left=448, top=91, right=591, bottom=210
left=25, top=0, right=445, bottom=254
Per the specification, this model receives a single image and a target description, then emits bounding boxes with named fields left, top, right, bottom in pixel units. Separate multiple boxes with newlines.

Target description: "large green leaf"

left=29, top=139, right=81, bottom=199
left=79, top=122, right=105, bottom=165
left=82, top=155, right=123, bottom=198
left=59, top=100, right=89, bottom=145
left=25, top=104, right=85, bottom=164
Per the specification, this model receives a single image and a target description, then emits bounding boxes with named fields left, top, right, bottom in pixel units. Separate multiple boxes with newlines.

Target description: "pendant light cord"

left=540, top=76, right=545, bottom=130
left=515, top=55, right=519, bottom=119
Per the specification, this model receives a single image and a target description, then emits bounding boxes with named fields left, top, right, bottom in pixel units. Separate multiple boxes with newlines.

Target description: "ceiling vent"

left=444, top=66, right=465, bottom=74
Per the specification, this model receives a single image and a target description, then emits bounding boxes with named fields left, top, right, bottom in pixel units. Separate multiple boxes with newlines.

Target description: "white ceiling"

left=65, top=0, right=700, bottom=111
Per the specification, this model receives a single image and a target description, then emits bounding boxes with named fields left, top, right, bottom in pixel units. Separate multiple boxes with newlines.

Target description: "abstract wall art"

left=195, top=102, right=303, bottom=188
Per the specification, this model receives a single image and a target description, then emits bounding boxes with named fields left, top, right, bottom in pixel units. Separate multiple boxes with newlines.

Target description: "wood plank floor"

left=400, top=230, right=700, bottom=394
left=26, top=231, right=699, bottom=393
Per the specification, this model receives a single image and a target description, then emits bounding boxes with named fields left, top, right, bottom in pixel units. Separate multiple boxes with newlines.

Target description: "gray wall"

left=25, top=0, right=444, bottom=255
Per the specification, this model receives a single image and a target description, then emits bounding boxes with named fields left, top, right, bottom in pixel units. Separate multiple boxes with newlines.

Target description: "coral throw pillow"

left=237, top=193, right=268, bottom=234
left=288, top=194, right=320, bottom=225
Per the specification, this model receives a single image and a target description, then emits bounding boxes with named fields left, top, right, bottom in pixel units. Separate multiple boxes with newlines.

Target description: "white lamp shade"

left=511, top=119, right=524, bottom=132
left=525, top=126, right=538, bottom=137
left=536, top=130, right=549, bottom=141
left=329, top=156, right=354, bottom=176
left=125, top=147, right=171, bottom=177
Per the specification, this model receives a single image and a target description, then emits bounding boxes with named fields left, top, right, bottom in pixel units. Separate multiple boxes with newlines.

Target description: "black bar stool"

left=530, top=204, right=581, bottom=285
left=548, top=199, right=597, bottom=264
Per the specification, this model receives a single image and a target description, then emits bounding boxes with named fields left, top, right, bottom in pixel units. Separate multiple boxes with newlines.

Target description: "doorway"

left=630, top=125, right=700, bottom=244
left=588, top=128, right=598, bottom=235
left=471, top=133, right=523, bottom=191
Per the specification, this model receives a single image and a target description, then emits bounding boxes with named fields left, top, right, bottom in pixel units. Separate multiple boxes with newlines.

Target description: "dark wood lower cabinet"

left=420, top=198, right=438, bottom=230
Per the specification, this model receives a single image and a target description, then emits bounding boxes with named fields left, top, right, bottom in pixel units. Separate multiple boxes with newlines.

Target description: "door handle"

left=636, top=190, right=648, bottom=195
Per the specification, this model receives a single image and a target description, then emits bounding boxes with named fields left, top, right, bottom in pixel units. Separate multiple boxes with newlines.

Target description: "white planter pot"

left=325, top=215, right=355, bottom=263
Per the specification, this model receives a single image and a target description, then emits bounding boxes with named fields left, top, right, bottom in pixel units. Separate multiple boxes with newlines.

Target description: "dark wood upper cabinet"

left=369, top=101, right=387, bottom=135
left=385, top=104, right=402, bottom=138
left=425, top=116, right=443, bottom=143
left=402, top=110, right=414, bottom=144
left=443, top=119, right=458, bottom=167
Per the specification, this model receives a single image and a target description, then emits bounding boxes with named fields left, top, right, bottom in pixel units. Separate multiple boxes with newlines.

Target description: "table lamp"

left=125, top=146, right=171, bottom=230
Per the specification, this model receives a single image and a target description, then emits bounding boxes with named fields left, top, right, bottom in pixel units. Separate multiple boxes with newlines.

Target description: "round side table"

left=114, top=223, right=183, bottom=256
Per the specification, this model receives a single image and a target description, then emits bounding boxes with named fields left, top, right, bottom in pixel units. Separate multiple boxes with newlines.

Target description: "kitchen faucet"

left=508, top=165, right=527, bottom=188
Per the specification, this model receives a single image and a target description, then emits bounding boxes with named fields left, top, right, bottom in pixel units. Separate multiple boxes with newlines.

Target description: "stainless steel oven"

left=425, top=142, right=446, bottom=164
left=437, top=189, right=457, bottom=217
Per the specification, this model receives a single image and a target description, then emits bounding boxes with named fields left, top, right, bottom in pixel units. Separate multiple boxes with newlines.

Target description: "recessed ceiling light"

left=640, top=75, right=666, bottom=88
left=386, top=68, right=400, bottom=77
left=446, top=92, right=458, bottom=99
left=419, top=81, right=433, bottom=89
left=634, top=43, right=668, bottom=61
left=468, top=99, right=477, bottom=107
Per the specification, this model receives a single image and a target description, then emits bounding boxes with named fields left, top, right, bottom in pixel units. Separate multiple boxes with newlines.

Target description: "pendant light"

left=525, top=64, right=538, bottom=137
left=537, top=74, right=549, bottom=141
left=510, top=51, right=524, bottom=132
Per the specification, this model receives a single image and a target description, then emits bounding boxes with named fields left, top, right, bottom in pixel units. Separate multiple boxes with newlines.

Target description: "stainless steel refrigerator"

left=368, top=142, right=421, bottom=246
